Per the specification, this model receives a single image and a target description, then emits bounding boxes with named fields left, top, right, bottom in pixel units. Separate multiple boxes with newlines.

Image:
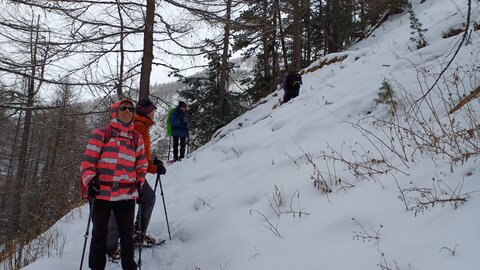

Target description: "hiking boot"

left=144, top=234, right=157, bottom=245
left=134, top=233, right=159, bottom=246
left=107, top=246, right=121, bottom=261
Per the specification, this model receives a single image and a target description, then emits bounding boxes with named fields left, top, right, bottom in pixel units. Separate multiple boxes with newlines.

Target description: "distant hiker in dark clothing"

left=80, top=99, right=147, bottom=270
left=282, top=70, right=302, bottom=103
left=106, top=99, right=166, bottom=259
left=169, top=101, right=191, bottom=161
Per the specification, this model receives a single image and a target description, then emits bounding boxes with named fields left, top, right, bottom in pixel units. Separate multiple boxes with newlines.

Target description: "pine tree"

left=362, top=0, right=407, bottom=26
left=374, top=79, right=397, bottom=116
left=178, top=43, right=247, bottom=148
left=238, top=53, right=272, bottom=103
left=407, top=1, right=428, bottom=49
left=233, top=0, right=279, bottom=101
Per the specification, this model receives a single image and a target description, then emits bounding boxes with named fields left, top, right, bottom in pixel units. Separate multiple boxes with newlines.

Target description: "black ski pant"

left=173, top=136, right=186, bottom=161
left=283, top=87, right=300, bottom=103
left=89, top=199, right=137, bottom=270
left=107, top=180, right=156, bottom=251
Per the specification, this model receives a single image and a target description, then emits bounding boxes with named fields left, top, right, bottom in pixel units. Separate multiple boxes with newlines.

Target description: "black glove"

left=153, top=156, right=166, bottom=175
left=88, top=173, right=100, bottom=198
left=136, top=182, right=143, bottom=204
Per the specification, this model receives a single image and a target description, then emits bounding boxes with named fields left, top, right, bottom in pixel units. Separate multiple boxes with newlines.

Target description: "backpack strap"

left=104, top=125, right=112, bottom=144
left=132, top=131, right=139, bottom=149
left=103, top=124, right=139, bottom=149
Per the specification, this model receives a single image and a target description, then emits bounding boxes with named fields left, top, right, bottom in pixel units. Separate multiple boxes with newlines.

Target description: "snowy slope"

left=21, top=1, right=480, bottom=269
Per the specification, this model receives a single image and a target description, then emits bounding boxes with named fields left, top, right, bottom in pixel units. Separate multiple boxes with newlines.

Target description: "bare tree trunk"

left=45, top=107, right=66, bottom=191
left=217, top=0, right=232, bottom=117
left=271, top=0, right=279, bottom=88
left=291, top=0, right=302, bottom=71
left=261, top=0, right=272, bottom=97
left=276, top=0, right=288, bottom=70
left=360, top=0, right=365, bottom=24
left=31, top=129, right=44, bottom=182
left=15, top=238, right=25, bottom=269
left=324, top=0, right=341, bottom=53
left=13, top=14, right=48, bottom=240
left=116, top=0, right=125, bottom=99
left=2, top=111, right=22, bottom=210
left=6, top=111, right=22, bottom=183
left=303, top=0, right=311, bottom=66
left=14, top=17, right=41, bottom=232
left=139, top=0, right=155, bottom=100
left=13, top=83, right=32, bottom=233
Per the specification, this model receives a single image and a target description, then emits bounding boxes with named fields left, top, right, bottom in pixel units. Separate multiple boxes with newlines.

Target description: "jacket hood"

left=136, top=99, right=157, bottom=117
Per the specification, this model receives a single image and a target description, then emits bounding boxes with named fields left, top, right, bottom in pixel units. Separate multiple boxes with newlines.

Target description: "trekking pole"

left=153, top=173, right=171, bottom=240
left=79, top=199, right=94, bottom=270
left=137, top=184, right=143, bottom=270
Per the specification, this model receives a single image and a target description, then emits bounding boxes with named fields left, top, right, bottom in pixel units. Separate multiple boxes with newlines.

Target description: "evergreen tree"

left=407, top=1, right=428, bottom=49
left=178, top=43, right=247, bottom=148
left=324, top=0, right=356, bottom=53
left=362, top=0, right=407, bottom=26
left=240, top=53, right=273, bottom=103
left=374, top=79, right=397, bottom=116
left=233, top=0, right=278, bottom=102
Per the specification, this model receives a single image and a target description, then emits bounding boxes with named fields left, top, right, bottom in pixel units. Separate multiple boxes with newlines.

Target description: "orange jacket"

left=134, top=113, right=157, bottom=174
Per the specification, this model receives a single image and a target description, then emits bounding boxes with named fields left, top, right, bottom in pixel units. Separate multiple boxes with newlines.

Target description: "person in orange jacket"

left=132, top=99, right=166, bottom=239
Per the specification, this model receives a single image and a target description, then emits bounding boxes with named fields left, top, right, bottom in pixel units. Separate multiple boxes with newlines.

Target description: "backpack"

left=166, top=108, right=176, bottom=137
left=80, top=125, right=140, bottom=199
left=283, top=73, right=302, bottom=91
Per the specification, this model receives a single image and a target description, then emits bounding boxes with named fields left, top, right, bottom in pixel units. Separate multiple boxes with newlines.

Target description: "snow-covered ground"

left=20, top=0, right=480, bottom=269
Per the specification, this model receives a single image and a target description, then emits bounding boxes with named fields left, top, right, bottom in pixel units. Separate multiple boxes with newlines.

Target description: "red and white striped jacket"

left=80, top=100, right=148, bottom=201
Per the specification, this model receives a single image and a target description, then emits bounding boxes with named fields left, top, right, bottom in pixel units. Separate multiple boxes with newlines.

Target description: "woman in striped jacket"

left=80, top=99, right=148, bottom=270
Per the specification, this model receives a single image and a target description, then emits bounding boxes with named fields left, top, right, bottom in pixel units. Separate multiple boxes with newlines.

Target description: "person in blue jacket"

left=169, top=101, right=191, bottom=161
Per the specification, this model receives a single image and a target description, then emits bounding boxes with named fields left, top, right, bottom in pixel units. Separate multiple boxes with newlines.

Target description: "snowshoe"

left=107, top=247, right=121, bottom=263
left=134, top=234, right=166, bottom=248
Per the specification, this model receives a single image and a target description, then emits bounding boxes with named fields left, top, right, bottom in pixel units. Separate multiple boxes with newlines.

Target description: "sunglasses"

left=119, top=106, right=134, bottom=112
